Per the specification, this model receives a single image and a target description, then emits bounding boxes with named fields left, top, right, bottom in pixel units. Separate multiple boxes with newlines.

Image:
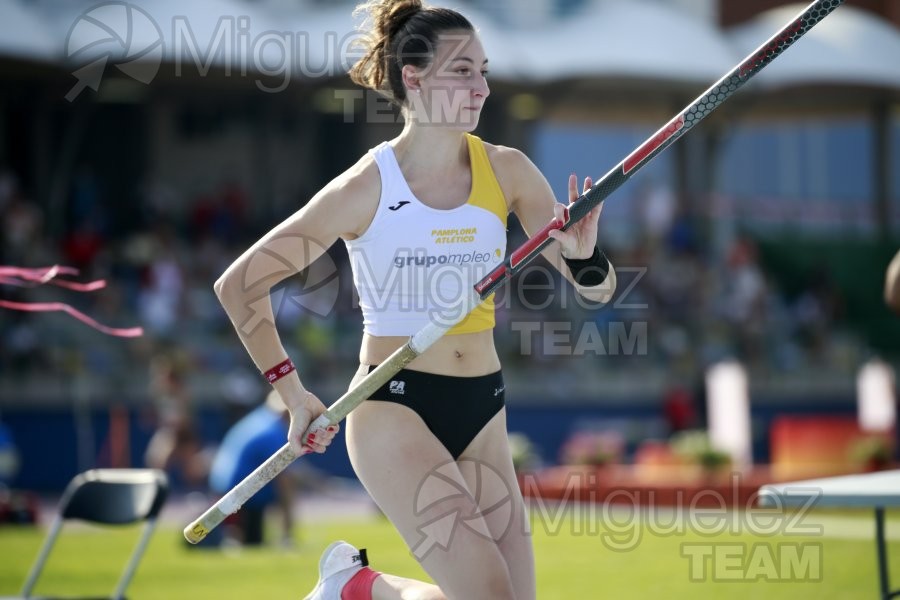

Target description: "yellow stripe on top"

left=447, top=134, right=509, bottom=335
left=465, top=134, right=508, bottom=228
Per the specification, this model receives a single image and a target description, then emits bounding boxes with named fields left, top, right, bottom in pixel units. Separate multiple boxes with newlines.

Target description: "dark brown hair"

left=350, top=0, right=474, bottom=106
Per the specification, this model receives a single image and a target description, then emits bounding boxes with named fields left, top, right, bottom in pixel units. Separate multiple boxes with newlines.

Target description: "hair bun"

left=355, top=0, right=424, bottom=40
left=351, top=0, right=473, bottom=105
left=384, top=1, right=423, bottom=38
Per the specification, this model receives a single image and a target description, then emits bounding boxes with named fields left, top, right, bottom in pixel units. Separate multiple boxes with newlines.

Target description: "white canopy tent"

left=3, top=0, right=899, bottom=91
left=0, top=0, right=741, bottom=87
left=506, top=0, right=739, bottom=84
left=0, top=1, right=58, bottom=63
left=57, top=0, right=284, bottom=73
left=728, top=3, right=900, bottom=90
left=262, top=2, right=521, bottom=81
left=222, top=0, right=740, bottom=86
left=722, top=3, right=899, bottom=239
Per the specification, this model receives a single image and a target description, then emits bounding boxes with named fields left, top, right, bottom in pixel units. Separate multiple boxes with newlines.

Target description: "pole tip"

left=183, top=521, right=208, bottom=544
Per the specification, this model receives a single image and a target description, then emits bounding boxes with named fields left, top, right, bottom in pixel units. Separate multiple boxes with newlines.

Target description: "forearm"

left=545, top=245, right=617, bottom=305
left=214, top=271, right=309, bottom=410
left=573, top=260, right=616, bottom=305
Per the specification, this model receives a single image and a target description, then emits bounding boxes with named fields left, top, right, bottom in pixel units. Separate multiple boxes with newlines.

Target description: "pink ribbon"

left=0, top=265, right=106, bottom=291
left=1, top=265, right=143, bottom=338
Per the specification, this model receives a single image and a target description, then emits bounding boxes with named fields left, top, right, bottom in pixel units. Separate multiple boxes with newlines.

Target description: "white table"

left=758, top=470, right=900, bottom=599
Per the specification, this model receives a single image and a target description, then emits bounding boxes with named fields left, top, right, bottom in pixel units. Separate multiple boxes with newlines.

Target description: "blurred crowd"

left=496, top=181, right=860, bottom=385
left=0, top=163, right=868, bottom=406
left=0, top=163, right=357, bottom=389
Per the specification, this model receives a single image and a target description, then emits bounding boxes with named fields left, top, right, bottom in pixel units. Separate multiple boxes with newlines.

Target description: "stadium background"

left=0, top=0, right=898, bottom=498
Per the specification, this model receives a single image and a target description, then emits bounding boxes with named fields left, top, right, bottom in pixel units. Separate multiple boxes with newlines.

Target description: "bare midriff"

left=359, top=328, right=500, bottom=376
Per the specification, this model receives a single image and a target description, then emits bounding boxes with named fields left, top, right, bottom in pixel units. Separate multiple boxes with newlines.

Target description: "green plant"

left=559, top=430, right=625, bottom=467
left=670, top=430, right=732, bottom=472
left=508, top=432, right=540, bottom=474
left=849, top=436, right=893, bottom=470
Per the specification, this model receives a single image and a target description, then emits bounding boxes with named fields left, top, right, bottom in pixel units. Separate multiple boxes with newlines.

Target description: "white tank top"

left=344, top=134, right=508, bottom=337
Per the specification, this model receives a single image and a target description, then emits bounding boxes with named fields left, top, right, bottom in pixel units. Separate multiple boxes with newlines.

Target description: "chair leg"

left=20, top=515, right=64, bottom=598
left=112, top=517, right=159, bottom=600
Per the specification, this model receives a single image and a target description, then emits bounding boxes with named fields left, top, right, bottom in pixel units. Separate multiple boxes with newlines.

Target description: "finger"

left=290, top=438, right=309, bottom=455
left=306, top=426, right=339, bottom=447
left=305, top=430, right=328, bottom=446
left=583, top=176, right=593, bottom=195
left=303, top=442, right=326, bottom=454
left=315, top=425, right=339, bottom=439
left=568, top=173, right=577, bottom=202
left=312, top=430, right=336, bottom=446
left=302, top=434, right=328, bottom=452
left=303, top=421, right=337, bottom=438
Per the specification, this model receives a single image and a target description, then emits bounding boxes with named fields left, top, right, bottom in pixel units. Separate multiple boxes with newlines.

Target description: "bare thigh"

left=346, top=380, right=517, bottom=599
left=459, top=408, right=536, bottom=600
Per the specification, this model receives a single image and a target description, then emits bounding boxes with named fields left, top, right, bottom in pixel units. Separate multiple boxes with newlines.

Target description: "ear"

left=401, top=64, right=422, bottom=94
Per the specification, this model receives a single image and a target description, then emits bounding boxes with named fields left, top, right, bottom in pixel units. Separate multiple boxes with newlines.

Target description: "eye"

left=455, top=67, right=471, bottom=75
left=481, top=69, right=490, bottom=77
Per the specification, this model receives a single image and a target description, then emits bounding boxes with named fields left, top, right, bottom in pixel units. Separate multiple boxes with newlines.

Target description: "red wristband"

left=263, top=358, right=295, bottom=384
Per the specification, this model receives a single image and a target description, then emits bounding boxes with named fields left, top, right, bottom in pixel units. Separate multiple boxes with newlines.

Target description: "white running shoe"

left=304, top=540, right=367, bottom=600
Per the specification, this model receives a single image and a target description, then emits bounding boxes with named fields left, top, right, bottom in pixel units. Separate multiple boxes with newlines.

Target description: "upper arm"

left=493, top=146, right=580, bottom=276
left=493, top=146, right=562, bottom=260
left=493, top=146, right=616, bottom=303
left=215, top=157, right=379, bottom=296
left=493, top=146, right=558, bottom=239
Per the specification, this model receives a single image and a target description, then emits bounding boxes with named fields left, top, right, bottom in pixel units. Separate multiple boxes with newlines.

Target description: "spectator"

left=144, top=352, right=209, bottom=490
left=137, top=225, right=185, bottom=337
left=0, top=418, right=20, bottom=486
left=663, top=385, right=697, bottom=434
left=717, top=237, right=768, bottom=364
left=208, top=390, right=297, bottom=547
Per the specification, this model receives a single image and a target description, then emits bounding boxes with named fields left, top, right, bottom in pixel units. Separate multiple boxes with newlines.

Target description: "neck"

left=393, top=119, right=468, bottom=173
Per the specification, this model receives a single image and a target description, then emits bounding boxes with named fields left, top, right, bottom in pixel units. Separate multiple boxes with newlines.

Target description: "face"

left=403, top=30, right=490, bottom=131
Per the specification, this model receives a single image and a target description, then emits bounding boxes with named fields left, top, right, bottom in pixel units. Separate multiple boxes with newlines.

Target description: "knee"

left=490, top=573, right=518, bottom=600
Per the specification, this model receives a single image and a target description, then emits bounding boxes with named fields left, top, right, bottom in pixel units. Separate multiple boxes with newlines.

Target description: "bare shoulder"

left=482, top=142, right=537, bottom=175
left=323, top=152, right=380, bottom=202
left=481, top=142, right=546, bottom=212
left=314, top=152, right=381, bottom=240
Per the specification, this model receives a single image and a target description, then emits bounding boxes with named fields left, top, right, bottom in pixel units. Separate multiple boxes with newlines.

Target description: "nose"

left=474, top=74, right=490, bottom=99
